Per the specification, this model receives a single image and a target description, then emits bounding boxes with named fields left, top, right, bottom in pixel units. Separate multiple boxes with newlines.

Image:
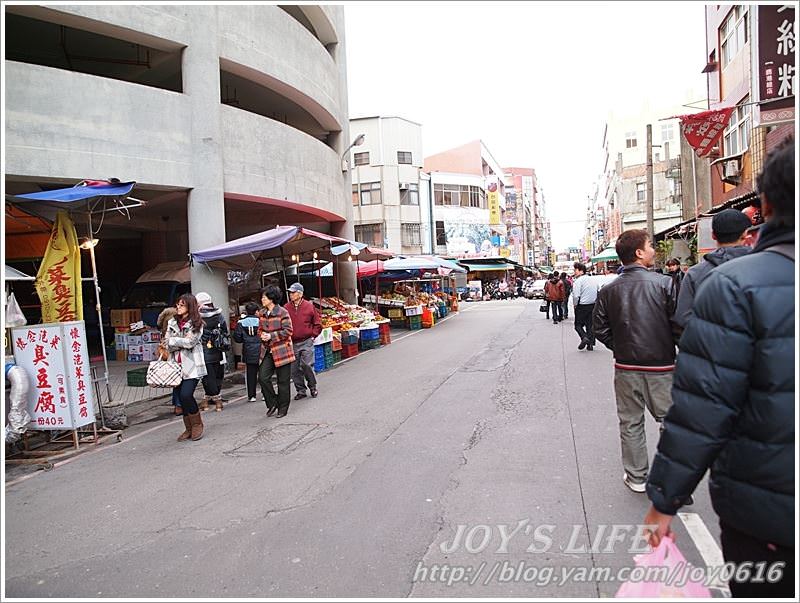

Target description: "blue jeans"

left=550, top=301, right=563, bottom=322
left=174, top=378, right=199, bottom=414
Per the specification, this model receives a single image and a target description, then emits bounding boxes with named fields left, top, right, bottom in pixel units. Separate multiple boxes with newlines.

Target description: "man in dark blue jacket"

left=643, top=139, right=795, bottom=597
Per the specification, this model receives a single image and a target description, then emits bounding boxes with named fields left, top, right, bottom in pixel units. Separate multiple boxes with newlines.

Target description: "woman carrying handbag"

left=165, top=293, right=208, bottom=441
left=258, top=285, right=295, bottom=418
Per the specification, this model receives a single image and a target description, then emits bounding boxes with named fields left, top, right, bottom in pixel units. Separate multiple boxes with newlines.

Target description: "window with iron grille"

left=625, top=131, right=637, bottom=148
left=354, top=223, right=383, bottom=247
left=636, top=182, right=646, bottom=202
left=400, top=183, right=419, bottom=205
left=401, top=223, right=421, bottom=246
left=397, top=151, right=412, bottom=164
left=354, top=151, right=370, bottom=166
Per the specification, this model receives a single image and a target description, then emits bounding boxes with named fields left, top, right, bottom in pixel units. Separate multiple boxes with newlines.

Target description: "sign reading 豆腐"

left=11, top=321, right=95, bottom=430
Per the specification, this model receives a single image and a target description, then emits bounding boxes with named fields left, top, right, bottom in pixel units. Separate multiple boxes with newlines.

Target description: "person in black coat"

left=642, top=138, right=795, bottom=598
left=233, top=302, right=262, bottom=402
left=197, top=291, right=229, bottom=412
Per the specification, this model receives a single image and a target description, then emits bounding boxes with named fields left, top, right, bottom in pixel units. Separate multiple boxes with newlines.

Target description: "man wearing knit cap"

left=673, top=208, right=752, bottom=330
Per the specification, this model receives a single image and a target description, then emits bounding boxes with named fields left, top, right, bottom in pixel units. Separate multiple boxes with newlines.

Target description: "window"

left=433, top=183, right=484, bottom=207
left=354, top=223, right=383, bottom=247
left=400, top=183, right=419, bottom=205
left=401, top=223, right=421, bottom=247
left=435, top=221, right=446, bottom=246
left=720, top=6, right=748, bottom=69
left=354, top=152, right=370, bottom=166
left=636, top=182, right=646, bottom=202
left=353, top=182, right=382, bottom=205
left=723, top=99, right=751, bottom=156
left=661, top=124, right=674, bottom=142
left=397, top=151, right=412, bottom=164
left=625, top=131, right=637, bottom=148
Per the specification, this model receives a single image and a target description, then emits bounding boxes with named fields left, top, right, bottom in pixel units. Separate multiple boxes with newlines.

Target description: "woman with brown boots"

left=165, top=293, right=208, bottom=441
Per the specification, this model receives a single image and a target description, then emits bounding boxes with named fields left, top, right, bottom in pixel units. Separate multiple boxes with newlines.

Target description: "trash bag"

left=616, top=536, right=711, bottom=598
left=5, top=292, right=27, bottom=327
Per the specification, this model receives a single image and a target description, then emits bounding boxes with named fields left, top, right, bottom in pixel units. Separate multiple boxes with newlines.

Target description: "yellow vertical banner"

left=488, top=191, right=500, bottom=225
left=35, top=210, right=83, bottom=323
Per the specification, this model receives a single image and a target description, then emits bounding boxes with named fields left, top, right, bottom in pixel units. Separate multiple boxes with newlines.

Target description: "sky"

left=344, top=2, right=708, bottom=251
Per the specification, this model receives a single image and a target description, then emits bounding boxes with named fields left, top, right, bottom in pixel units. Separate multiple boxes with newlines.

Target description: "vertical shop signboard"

left=11, top=321, right=95, bottom=430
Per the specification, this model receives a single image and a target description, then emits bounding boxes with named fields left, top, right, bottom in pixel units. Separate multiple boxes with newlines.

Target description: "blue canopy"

left=13, top=181, right=136, bottom=204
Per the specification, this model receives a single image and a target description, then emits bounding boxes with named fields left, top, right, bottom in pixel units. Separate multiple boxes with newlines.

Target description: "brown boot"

left=214, top=396, right=223, bottom=412
left=177, top=415, right=192, bottom=441
left=199, top=397, right=209, bottom=412
left=189, top=412, right=204, bottom=441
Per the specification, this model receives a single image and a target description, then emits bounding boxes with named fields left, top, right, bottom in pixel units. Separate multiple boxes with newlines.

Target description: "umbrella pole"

left=316, top=256, right=322, bottom=300
left=375, top=272, right=379, bottom=312
left=334, top=255, right=340, bottom=299
left=86, top=212, right=112, bottom=430
left=279, top=246, right=289, bottom=293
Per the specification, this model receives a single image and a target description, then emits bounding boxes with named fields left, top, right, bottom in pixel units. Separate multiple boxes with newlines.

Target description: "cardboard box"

left=111, top=308, right=141, bottom=327
left=142, top=331, right=161, bottom=343
left=127, top=345, right=144, bottom=355
left=114, top=334, right=128, bottom=350
left=127, top=335, right=143, bottom=347
left=142, top=348, right=154, bottom=362
left=116, top=349, right=127, bottom=362
left=127, top=354, right=143, bottom=363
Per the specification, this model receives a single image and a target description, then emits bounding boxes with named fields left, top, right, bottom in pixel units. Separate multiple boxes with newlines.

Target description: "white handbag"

left=146, top=360, right=182, bottom=388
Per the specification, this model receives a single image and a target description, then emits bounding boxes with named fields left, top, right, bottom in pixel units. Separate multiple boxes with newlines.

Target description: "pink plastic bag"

left=616, top=536, right=712, bottom=598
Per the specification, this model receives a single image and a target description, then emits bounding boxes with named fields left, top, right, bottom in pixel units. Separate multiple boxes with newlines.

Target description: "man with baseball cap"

left=673, top=208, right=753, bottom=330
left=284, top=282, right=322, bottom=400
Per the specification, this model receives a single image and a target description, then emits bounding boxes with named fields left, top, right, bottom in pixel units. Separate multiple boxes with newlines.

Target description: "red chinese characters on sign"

left=50, top=335, right=61, bottom=350
left=35, top=390, right=56, bottom=415
left=15, top=337, right=28, bottom=351
left=36, top=367, right=51, bottom=389
left=33, top=345, right=49, bottom=367
left=47, top=256, right=78, bottom=322
left=678, top=107, right=735, bottom=158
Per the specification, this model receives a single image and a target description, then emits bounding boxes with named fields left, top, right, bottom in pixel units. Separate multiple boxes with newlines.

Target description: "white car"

left=527, top=279, right=548, bottom=299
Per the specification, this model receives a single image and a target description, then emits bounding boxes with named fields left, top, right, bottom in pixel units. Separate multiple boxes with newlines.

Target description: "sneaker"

left=294, top=393, right=307, bottom=401
left=248, top=397, right=257, bottom=403
left=623, top=474, right=646, bottom=493
left=578, top=339, right=587, bottom=350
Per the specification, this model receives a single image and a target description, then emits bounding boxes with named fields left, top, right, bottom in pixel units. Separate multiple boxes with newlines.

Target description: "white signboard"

left=11, top=321, right=96, bottom=430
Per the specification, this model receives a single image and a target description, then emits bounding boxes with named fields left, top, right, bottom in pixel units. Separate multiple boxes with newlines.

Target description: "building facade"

left=5, top=5, right=356, bottom=304
left=348, top=116, right=427, bottom=255
left=503, top=167, right=542, bottom=266
left=423, top=140, right=510, bottom=259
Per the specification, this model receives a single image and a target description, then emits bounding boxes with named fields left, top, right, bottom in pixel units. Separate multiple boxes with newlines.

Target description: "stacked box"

left=332, top=350, right=342, bottom=364
left=331, top=337, right=342, bottom=352
left=405, top=305, right=423, bottom=316
left=359, top=338, right=381, bottom=351
left=341, top=330, right=359, bottom=345
left=111, top=308, right=142, bottom=327
left=314, top=342, right=333, bottom=372
left=407, top=315, right=422, bottom=330
left=142, top=342, right=161, bottom=362
left=142, top=330, right=161, bottom=343
left=388, top=308, right=403, bottom=319
left=389, top=318, right=405, bottom=328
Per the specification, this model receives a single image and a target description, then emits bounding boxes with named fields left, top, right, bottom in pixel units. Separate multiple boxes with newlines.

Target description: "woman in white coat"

left=166, top=293, right=207, bottom=441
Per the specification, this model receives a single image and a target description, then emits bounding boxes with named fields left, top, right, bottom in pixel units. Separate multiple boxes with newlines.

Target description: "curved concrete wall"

left=4, top=61, right=193, bottom=185
left=5, top=5, right=350, bottom=222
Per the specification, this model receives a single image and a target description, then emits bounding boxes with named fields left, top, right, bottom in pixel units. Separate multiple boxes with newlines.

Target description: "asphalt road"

left=4, top=299, right=727, bottom=598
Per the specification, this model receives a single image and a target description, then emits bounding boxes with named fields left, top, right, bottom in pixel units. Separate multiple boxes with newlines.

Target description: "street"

left=4, top=300, right=726, bottom=598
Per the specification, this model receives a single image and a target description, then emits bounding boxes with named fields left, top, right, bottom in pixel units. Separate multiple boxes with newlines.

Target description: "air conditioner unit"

left=723, top=160, right=740, bottom=179
left=399, top=183, right=410, bottom=190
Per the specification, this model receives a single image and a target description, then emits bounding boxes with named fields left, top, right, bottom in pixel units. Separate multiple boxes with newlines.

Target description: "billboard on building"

left=755, top=4, right=796, bottom=127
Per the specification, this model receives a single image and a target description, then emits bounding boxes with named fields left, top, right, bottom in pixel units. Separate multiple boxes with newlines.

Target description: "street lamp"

left=341, top=133, right=366, bottom=172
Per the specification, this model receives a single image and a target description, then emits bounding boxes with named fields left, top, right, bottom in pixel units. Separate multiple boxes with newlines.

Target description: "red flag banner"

left=678, top=107, right=735, bottom=158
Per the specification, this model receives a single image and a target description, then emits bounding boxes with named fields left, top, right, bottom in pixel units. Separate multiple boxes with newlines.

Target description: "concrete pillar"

left=183, top=7, right=229, bottom=313
left=331, top=221, right=357, bottom=304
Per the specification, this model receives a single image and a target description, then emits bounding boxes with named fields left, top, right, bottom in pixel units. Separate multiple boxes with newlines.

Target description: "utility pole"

left=645, top=124, right=654, bottom=241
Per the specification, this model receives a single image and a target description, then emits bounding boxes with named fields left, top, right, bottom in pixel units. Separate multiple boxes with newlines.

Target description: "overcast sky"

left=344, top=2, right=708, bottom=250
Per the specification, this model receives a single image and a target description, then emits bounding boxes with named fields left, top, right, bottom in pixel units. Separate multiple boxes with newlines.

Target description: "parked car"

left=529, top=279, right=548, bottom=299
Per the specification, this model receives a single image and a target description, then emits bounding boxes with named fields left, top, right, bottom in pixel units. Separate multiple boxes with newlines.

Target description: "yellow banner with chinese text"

left=35, top=211, right=83, bottom=323
left=488, top=191, right=500, bottom=225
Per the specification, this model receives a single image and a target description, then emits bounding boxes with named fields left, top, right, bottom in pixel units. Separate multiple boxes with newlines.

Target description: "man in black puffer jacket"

left=643, top=139, right=795, bottom=598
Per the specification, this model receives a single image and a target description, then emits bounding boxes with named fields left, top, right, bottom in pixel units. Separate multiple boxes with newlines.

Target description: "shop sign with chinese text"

left=11, top=321, right=96, bottom=430
left=756, top=4, right=796, bottom=126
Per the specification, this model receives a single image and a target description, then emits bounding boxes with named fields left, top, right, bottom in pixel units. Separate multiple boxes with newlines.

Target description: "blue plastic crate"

left=314, top=356, right=327, bottom=372
left=361, top=327, right=380, bottom=341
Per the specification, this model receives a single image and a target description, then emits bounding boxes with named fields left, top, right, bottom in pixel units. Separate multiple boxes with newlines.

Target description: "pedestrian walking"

left=258, top=285, right=296, bottom=418
left=571, top=262, right=599, bottom=350
left=664, top=258, right=684, bottom=296
left=544, top=272, right=565, bottom=323
left=642, top=139, right=795, bottom=598
left=592, top=229, right=680, bottom=492
left=165, top=293, right=207, bottom=441
left=196, top=291, right=229, bottom=412
left=233, top=301, right=262, bottom=403
left=560, top=271, right=572, bottom=319
left=673, top=209, right=752, bottom=330
left=284, top=282, right=322, bottom=400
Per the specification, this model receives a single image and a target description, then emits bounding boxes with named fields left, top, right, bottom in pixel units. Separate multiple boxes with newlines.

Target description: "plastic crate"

left=388, top=308, right=403, bottom=318
left=341, top=343, right=359, bottom=358
left=331, top=338, right=342, bottom=352
left=380, top=332, right=391, bottom=345
left=332, top=350, right=342, bottom=364
left=378, top=322, right=391, bottom=336
left=359, top=338, right=381, bottom=351
left=360, top=327, right=380, bottom=340
left=126, top=367, right=149, bottom=387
